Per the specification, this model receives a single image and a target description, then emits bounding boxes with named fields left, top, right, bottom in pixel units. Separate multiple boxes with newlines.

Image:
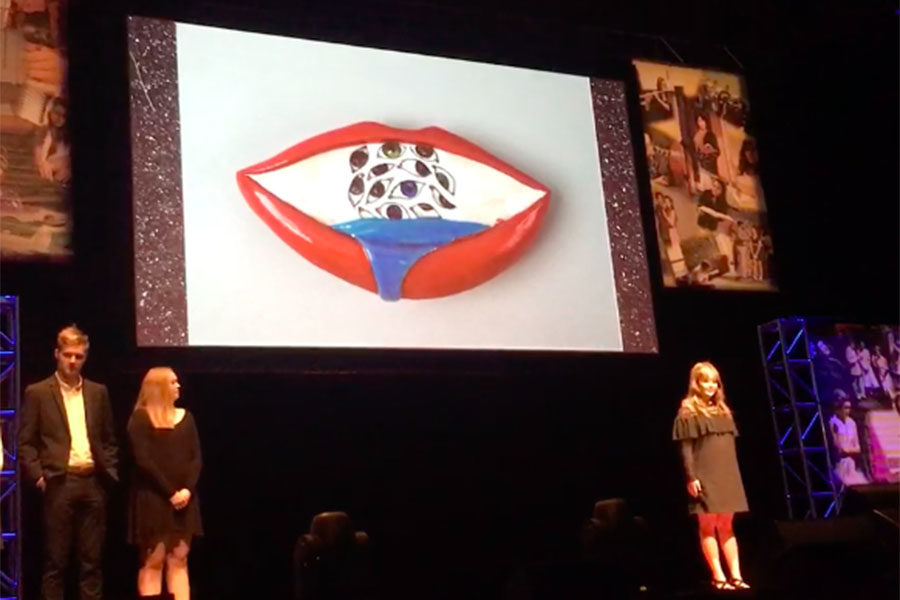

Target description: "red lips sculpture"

left=236, top=122, right=550, bottom=300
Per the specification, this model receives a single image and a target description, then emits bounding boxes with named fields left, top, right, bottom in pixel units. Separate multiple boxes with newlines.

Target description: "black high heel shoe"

left=712, top=579, right=735, bottom=591
left=729, top=578, right=751, bottom=590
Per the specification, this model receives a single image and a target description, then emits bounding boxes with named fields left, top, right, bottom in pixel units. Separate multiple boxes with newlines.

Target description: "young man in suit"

left=19, top=325, right=119, bottom=600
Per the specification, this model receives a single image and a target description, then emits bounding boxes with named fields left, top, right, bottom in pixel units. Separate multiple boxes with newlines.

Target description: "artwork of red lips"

left=236, top=122, right=550, bottom=300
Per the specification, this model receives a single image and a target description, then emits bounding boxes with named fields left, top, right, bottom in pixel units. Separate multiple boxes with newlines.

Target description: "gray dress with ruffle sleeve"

left=672, top=410, right=748, bottom=514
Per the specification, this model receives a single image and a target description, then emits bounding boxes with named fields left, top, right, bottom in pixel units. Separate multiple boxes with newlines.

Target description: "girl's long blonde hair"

left=679, top=361, right=731, bottom=417
left=134, top=367, right=177, bottom=428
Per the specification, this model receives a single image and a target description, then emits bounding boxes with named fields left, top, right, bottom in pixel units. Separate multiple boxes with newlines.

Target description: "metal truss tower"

left=1, top=296, right=21, bottom=600
left=758, top=316, right=841, bottom=520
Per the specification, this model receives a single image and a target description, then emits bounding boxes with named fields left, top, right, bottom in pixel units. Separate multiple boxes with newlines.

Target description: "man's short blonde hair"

left=57, top=324, right=90, bottom=350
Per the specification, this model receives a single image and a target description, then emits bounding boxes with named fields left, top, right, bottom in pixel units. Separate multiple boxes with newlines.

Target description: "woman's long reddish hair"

left=133, top=367, right=177, bottom=428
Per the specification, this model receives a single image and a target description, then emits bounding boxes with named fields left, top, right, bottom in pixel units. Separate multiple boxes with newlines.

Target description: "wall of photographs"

left=634, top=59, right=775, bottom=291
left=810, top=323, right=900, bottom=487
left=0, top=0, right=71, bottom=260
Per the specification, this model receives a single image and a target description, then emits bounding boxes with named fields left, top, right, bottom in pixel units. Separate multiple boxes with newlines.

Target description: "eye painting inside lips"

left=235, top=122, right=551, bottom=301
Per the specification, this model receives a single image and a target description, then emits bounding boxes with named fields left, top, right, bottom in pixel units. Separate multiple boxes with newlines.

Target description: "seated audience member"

left=828, top=392, right=868, bottom=485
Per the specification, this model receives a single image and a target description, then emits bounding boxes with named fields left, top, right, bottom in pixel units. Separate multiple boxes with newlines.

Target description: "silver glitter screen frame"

left=128, top=17, right=657, bottom=352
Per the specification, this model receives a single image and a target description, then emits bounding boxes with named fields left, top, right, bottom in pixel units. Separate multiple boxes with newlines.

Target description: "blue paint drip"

left=333, top=218, right=488, bottom=300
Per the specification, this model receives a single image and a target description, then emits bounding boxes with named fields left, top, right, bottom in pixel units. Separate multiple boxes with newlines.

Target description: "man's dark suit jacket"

left=18, top=374, right=119, bottom=485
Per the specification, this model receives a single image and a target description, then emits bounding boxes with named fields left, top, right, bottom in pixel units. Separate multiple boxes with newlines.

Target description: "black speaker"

left=843, top=484, right=900, bottom=528
left=758, top=517, right=898, bottom=599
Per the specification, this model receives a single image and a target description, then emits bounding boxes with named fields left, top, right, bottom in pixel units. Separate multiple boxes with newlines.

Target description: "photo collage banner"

left=634, top=59, right=776, bottom=291
left=0, top=0, right=71, bottom=260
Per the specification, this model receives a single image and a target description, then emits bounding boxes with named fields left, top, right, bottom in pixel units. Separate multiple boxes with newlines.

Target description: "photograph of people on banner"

left=634, top=59, right=775, bottom=290
left=0, top=0, right=71, bottom=260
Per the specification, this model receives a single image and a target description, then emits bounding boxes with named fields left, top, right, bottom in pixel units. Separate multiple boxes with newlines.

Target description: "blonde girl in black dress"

left=672, top=362, right=750, bottom=591
left=128, top=367, right=202, bottom=600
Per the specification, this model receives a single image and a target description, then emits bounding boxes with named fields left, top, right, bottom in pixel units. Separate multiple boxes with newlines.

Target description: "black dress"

left=696, top=131, right=720, bottom=174
left=672, top=409, right=748, bottom=514
left=127, top=408, right=203, bottom=549
left=696, top=190, right=730, bottom=232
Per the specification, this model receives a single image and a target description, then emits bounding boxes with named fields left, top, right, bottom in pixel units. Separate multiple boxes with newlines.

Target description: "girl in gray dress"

left=672, top=362, right=750, bottom=591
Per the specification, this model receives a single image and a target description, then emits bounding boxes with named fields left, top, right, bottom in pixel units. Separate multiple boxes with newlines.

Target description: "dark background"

left=2, top=1, right=898, bottom=598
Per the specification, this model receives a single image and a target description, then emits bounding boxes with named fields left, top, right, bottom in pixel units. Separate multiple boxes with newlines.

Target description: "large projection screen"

left=128, top=17, right=657, bottom=352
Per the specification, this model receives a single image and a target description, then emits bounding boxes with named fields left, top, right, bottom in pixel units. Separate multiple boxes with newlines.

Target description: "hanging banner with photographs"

left=0, top=0, right=71, bottom=260
left=633, top=60, right=775, bottom=290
